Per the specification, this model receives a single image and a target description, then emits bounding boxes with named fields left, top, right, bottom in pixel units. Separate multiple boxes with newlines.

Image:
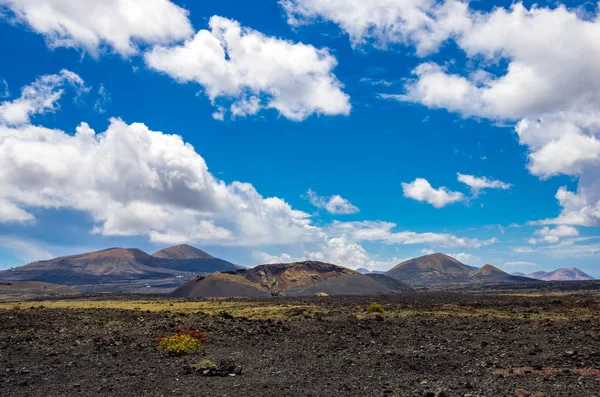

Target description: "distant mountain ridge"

left=171, top=261, right=409, bottom=298
left=521, top=268, right=594, bottom=281
left=0, top=245, right=239, bottom=288
left=385, top=253, right=537, bottom=285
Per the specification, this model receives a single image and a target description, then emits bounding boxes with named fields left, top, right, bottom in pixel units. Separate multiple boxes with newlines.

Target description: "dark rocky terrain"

left=1, top=288, right=600, bottom=397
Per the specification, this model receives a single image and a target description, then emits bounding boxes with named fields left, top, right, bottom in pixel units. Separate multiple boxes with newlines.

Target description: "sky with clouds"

left=0, top=0, right=599, bottom=277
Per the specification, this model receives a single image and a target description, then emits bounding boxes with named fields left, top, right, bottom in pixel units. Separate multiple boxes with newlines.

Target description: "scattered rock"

left=515, top=389, right=531, bottom=397
left=564, top=350, right=577, bottom=357
left=190, top=361, right=242, bottom=377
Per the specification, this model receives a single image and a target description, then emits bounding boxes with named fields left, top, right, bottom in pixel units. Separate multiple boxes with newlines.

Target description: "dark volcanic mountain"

left=171, top=261, right=396, bottom=298
left=0, top=245, right=238, bottom=289
left=152, top=244, right=214, bottom=260
left=469, top=264, right=536, bottom=282
left=385, top=253, right=539, bottom=285
left=526, top=268, right=595, bottom=281
left=364, top=273, right=412, bottom=292
left=385, top=253, right=473, bottom=285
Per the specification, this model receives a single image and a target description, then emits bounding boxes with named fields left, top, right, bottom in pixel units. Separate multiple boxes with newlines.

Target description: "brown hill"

left=0, top=281, right=76, bottom=295
left=171, top=261, right=395, bottom=298
left=0, top=246, right=238, bottom=288
left=385, top=253, right=473, bottom=285
left=470, top=264, right=536, bottom=282
left=152, top=244, right=214, bottom=260
left=385, top=254, right=539, bottom=285
left=470, top=264, right=506, bottom=278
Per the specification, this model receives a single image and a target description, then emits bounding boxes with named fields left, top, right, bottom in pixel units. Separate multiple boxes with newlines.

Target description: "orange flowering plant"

left=156, top=327, right=208, bottom=355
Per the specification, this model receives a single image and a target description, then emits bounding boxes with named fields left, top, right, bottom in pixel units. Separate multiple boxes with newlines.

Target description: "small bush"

left=157, top=328, right=208, bottom=355
left=11, top=305, right=21, bottom=311
left=367, top=302, right=384, bottom=314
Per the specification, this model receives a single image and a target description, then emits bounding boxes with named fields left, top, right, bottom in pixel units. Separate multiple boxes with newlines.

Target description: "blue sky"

left=0, top=0, right=599, bottom=277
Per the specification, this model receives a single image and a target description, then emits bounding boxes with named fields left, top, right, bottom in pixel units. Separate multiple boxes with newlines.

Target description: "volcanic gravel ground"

left=1, top=293, right=600, bottom=396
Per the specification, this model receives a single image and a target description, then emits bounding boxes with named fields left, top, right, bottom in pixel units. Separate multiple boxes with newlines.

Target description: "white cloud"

left=280, top=0, right=470, bottom=56
left=328, top=220, right=497, bottom=249
left=503, top=261, right=537, bottom=268
left=212, top=106, right=226, bottom=121
left=145, top=16, right=350, bottom=121
left=0, top=69, right=86, bottom=125
left=0, top=114, right=321, bottom=246
left=0, top=199, right=35, bottom=223
left=0, top=73, right=319, bottom=247
left=0, top=73, right=499, bottom=270
left=0, top=0, right=193, bottom=57
left=353, top=2, right=600, bottom=228
left=449, top=252, right=479, bottom=264
left=402, top=177, right=465, bottom=208
left=457, top=173, right=511, bottom=196
left=251, top=250, right=296, bottom=265
left=535, top=186, right=600, bottom=227
left=94, top=84, right=110, bottom=114
left=513, top=247, right=535, bottom=254
left=0, top=79, right=9, bottom=98
left=254, top=236, right=402, bottom=270
left=306, top=189, right=359, bottom=214
left=420, top=248, right=435, bottom=255
left=529, top=225, right=579, bottom=244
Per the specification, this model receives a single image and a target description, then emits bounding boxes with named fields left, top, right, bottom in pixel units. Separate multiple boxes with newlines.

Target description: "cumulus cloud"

left=534, top=186, right=600, bottom=227
left=402, top=177, right=465, bottom=208
left=0, top=72, right=320, bottom=245
left=0, top=72, right=498, bottom=270
left=0, top=69, right=86, bottom=125
left=0, top=199, right=35, bottom=224
left=306, top=189, right=359, bottom=214
left=352, top=2, right=600, bottom=227
left=280, top=0, right=470, bottom=56
left=251, top=250, right=297, bottom=265
left=0, top=0, right=193, bottom=57
left=457, top=173, right=511, bottom=196
left=449, top=252, right=479, bottom=264
left=145, top=16, right=350, bottom=121
left=529, top=225, right=579, bottom=244
left=254, top=236, right=402, bottom=270
left=0, top=115, right=321, bottom=245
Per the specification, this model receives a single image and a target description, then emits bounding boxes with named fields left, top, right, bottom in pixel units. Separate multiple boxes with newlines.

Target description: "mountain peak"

left=527, top=267, right=595, bottom=281
left=385, top=252, right=472, bottom=285
left=470, top=264, right=506, bottom=277
left=152, top=244, right=214, bottom=260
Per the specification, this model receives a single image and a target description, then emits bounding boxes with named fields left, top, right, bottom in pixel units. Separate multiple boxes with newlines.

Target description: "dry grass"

left=1, top=297, right=598, bottom=321
left=0, top=299, right=321, bottom=320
